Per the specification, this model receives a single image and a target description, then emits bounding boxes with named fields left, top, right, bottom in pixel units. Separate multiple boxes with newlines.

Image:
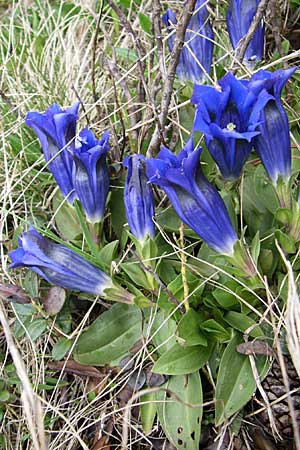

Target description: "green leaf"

left=200, top=319, right=231, bottom=342
left=138, top=12, right=151, bottom=35
left=74, top=304, right=142, bottom=365
left=251, top=231, right=260, bottom=264
left=122, top=261, right=153, bottom=290
left=52, top=337, right=73, bottom=361
left=215, top=333, right=268, bottom=425
left=224, top=312, right=265, bottom=338
left=212, top=281, right=239, bottom=309
left=275, top=207, right=292, bottom=226
left=156, top=372, right=203, bottom=450
left=115, top=47, right=138, bottom=62
left=254, top=165, right=279, bottom=214
left=140, top=392, right=157, bottom=434
left=0, top=391, right=10, bottom=403
left=153, top=342, right=212, bottom=375
left=13, top=303, right=35, bottom=317
left=97, top=240, right=119, bottom=267
left=26, top=319, right=48, bottom=341
left=177, top=309, right=207, bottom=347
left=53, top=192, right=82, bottom=241
left=23, top=271, right=39, bottom=298
left=151, top=310, right=177, bottom=355
left=275, top=229, right=296, bottom=253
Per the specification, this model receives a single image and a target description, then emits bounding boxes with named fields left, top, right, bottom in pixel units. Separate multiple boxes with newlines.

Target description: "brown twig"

left=106, top=0, right=147, bottom=119
left=0, top=90, right=24, bottom=118
left=147, top=0, right=197, bottom=156
left=234, top=0, right=270, bottom=66
left=91, top=0, right=104, bottom=122
left=152, top=0, right=167, bottom=82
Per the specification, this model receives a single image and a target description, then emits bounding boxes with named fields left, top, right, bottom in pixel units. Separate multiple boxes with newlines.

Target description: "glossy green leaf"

left=74, top=304, right=142, bottom=365
left=153, top=342, right=212, bottom=375
left=224, top=312, right=265, bottom=338
left=52, top=337, right=73, bottom=361
left=177, top=309, right=207, bottom=346
left=156, top=372, right=203, bottom=450
left=215, top=333, right=268, bottom=425
left=140, top=392, right=157, bottom=434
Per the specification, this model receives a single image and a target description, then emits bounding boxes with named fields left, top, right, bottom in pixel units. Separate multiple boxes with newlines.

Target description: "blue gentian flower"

left=226, top=0, right=265, bottom=67
left=124, top=154, right=155, bottom=242
left=163, top=0, right=214, bottom=83
left=26, top=103, right=80, bottom=202
left=9, top=228, right=113, bottom=296
left=73, top=129, right=110, bottom=223
left=247, top=67, right=297, bottom=183
left=146, top=139, right=238, bottom=255
left=192, top=72, right=271, bottom=179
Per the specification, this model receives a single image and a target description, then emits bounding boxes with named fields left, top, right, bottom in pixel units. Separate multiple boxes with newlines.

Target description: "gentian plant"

left=5, top=3, right=300, bottom=449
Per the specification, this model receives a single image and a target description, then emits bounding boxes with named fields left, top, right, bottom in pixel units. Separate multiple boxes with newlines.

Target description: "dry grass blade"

left=284, top=254, right=300, bottom=380
left=0, top=301, right=47, bottom=450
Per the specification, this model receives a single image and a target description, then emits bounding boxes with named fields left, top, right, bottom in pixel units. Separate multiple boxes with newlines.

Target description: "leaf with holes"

left=156, top=372, right=203, bottom=450
left=215, top=332, right=269, bottom=425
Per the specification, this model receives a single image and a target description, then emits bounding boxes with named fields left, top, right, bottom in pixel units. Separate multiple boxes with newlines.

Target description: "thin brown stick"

left=152, top=0, right=167, bottom=81
left=91, top=0, right=104, bottom=121
left=234, top=0, right=270, bottom=66
left=147, top=0, right=197, bottom=156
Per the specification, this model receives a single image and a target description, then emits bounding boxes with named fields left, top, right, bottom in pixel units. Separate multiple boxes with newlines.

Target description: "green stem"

left=73, top=201, right=99, bottom=258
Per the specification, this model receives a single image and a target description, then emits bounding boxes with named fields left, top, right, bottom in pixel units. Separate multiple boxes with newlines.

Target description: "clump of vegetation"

left=1, top=1, right=300, bottom=449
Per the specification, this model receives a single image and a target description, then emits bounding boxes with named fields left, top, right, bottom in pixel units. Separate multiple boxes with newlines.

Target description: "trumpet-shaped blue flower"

left=247, top=67, right=297, bottom=183
left=26, top=103, right=80, bottom=202
left=124, top=154, right=155, bottom=242
left=146, top=139, right=238, bottom=255
left=73, top=129, right=110, bottom=223
left=9, top=228, right=113, bottom=295
left=163, top=0, right=214, bottom=83
left=226, top=0, right=264, bottom=67
left=192, top=72, right=271, bottom=179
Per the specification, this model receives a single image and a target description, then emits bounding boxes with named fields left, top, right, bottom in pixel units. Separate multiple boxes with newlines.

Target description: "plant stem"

left=73, top=201, right=99, bottom=258
left=179, top=223, right=189, bottom=312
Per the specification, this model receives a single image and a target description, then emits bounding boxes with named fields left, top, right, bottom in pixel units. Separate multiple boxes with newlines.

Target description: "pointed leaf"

left=156, top=373, right=203, bottom=450
left=215, top=332, right=269, bottom=425
left=74, top=304, right=142, bottom=366
left=153, top=342, right=212, bottom=375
